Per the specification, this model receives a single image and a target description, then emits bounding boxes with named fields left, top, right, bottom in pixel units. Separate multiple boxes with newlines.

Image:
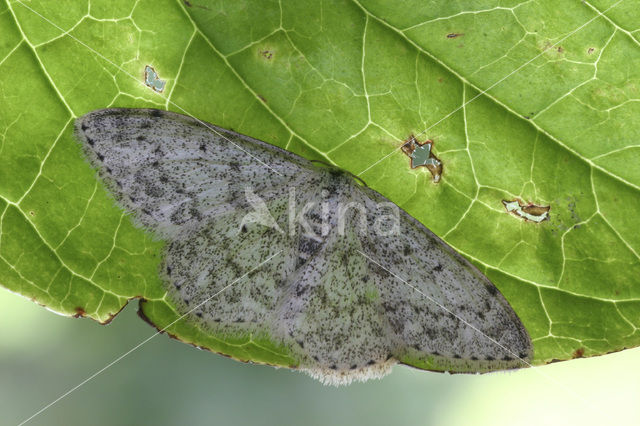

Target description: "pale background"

left=1, top=287, right=639, bottom=426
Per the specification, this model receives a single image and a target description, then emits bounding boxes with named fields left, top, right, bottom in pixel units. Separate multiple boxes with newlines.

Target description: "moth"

left=75, top=109, right=532, bottom=384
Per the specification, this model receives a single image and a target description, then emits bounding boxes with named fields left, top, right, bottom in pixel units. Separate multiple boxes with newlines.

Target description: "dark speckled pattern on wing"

left=75, top=108, right=532, bottom=385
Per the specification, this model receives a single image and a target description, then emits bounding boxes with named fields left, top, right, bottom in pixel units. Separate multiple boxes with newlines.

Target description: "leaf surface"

left=1, top=0, right=639, bottom=368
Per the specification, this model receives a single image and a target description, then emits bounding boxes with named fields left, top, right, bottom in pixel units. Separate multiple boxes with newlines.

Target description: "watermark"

left=239, top=186, right=399, bottom=239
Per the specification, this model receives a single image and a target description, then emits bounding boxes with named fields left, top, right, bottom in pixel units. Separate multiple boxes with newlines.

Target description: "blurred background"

left=1, top=286, right=639, bottom=426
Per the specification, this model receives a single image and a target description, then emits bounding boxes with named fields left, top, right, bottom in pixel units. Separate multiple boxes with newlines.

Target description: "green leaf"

left=1, top=0, right=639, bottom=370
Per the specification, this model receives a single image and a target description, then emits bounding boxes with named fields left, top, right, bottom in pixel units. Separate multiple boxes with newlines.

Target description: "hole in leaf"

left=401, top=135, right=442, bottom=183
left=502, top=199, right=550, bottom=223
left=144, top=65, right=166, bottom=93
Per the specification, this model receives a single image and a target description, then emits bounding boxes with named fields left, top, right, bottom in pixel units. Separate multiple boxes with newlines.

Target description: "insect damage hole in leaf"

left=259, top=49, right=275, bottom=60
left=502, top=199, right=550, bottom=223
left=144, top=65, right=166, bottom=93
left=401, top=135, right=442, bottom=182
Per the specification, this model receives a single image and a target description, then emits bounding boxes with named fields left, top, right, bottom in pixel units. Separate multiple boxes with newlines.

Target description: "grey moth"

left=75, top=108, right=532, bottom=385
